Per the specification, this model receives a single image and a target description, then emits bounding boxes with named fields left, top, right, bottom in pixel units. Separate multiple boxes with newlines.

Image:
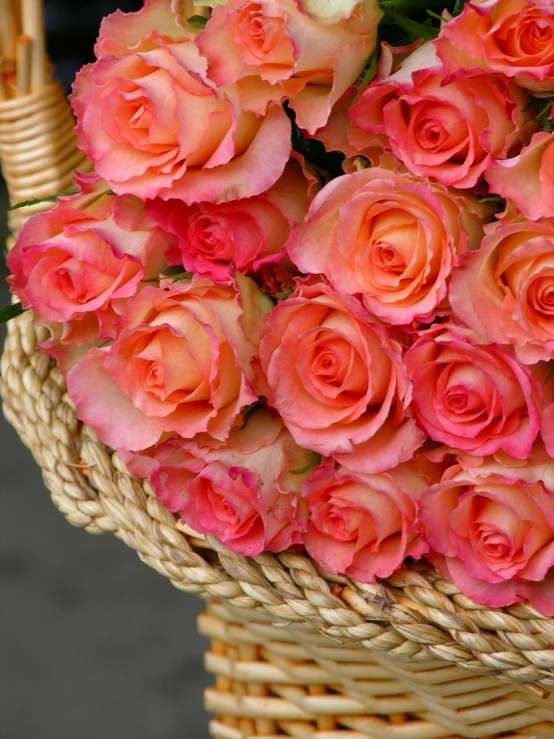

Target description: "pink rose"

left=436, top=0, right=554, bottom=93
left=486, top=132, right=554, bottom=221
left=349, top=42, right=532, bottom=189
left=71, top=0, right=291, bottom=202
left=195, top=0, right=381, bottom=134
left=405, top=324, right=541, bottom=459
left=453, top=440, right=554, bottom=493
left=67, top=274, right=273, bottom=451
left=303, top=462, right=428, bottom=580
left=127, top=409, right=309, bottom=554
left=419, top=465, right=554, bottom=615
left=147, top=160, right=309, bottom=282
left=259, top=283, right=424, bottom=473
left=7, top=173, right=170, bottom=372
left=450, top=218, right=554, bottom=364
left=287, top=168, right=484, bottom=325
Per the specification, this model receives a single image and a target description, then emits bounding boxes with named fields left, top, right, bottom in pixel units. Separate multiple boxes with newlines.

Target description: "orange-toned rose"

left=436, top=0, right=554, bottom=93
left=486, top=132, right=554, bottom=220
left=71, top=0, right=291, bottom=203
left=122, top=409, right=310, bottom=555
left=303, top=462, right=428, bottom=580
left=349, top=43, right=532, bottom=189
left=405, top=324, right=542, bottom=459
left=259, top=283, right=424, bottom=473
left=195, top=0, right=381, bottom=134
left=7, top=173, right=171, bottom=373
left=287, top=168, right=484, bottom=325
left=450, top=218, right=554, bottom=364
left=419, top=463, right=554, bottom=615
left=67, top=275, right=273, bottom=451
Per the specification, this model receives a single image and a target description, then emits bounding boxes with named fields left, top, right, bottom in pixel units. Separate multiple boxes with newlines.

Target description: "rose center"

left=530, top=275, right=554, bottom=315
left=498, top=11, right=554, bottom=60
left=409, top=101, right=470, bottom=161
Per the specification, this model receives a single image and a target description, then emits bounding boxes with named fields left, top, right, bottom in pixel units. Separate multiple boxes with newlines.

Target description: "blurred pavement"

left=0, top=2, right=213, bottom=733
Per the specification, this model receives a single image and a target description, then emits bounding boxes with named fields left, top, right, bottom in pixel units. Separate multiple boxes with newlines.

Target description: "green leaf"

left=290, top=452, right=322, bottom=476
left=354, top=44, right=379, bottom=104
left=452, top=0, right=469, bottom=16
left=0, top=302, right=26, bottom=322
left=189, top=14, right=208, bottom=27
left=382, top=8, right=439, bottom=41
left=162, top=266, right=193, bottom=281
left=478, top=195, right=505, bottom=206
left=9, top=187, right=80, bottom=210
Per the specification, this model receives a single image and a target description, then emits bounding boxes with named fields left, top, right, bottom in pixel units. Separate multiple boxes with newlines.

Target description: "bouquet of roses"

left=7, top=0, right=554, bottom=616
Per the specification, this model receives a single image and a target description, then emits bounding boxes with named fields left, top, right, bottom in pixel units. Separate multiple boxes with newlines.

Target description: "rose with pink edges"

left=7, top=173, right=170, bottom=373
left=435, top=0, right=554, bottom=94
left=302, top=462, right=429, bottom=581
left=71, top=0, right=291, bottom=203
left=147, top=160, right=309, bottom=281
left=349, top=42, right=532, bottom=189
left=259, top=282, right=424, bottom=473
left=287, top=167, right=484, bottom=326
left=195, top=0, right=381, bottom=134
left=419, top=463, right=554, bottom=615
left=405, top=324, right=542, bottom=460
left=67, top=274, right=272, bottom=452
left=121, top=409, right=310, bottom=555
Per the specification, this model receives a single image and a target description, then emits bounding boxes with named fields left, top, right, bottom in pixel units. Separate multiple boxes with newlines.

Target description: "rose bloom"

left=450, top=218, right=554, bottom=364
left=419, top=464, right=554, bottom=615
left=259, top=283, right=424, bottom=473
left=436, top=0, right=554, bottom=93
left=287, top=167, right=484, bottom=325
left=147, top=160, right=309, bottom=281
left=303, top=462, right=429, bottom=581
left=195, top=0, right=381, bottom=134
left=486, top=132, right=554, bottom=221
left=405, top=324, right=542, bottom=459
left=67, top=274, right=273, bottom=451
left=123, top=409, right=309, bottom=555
left=349, top=43, right=532, bottom=189
left=7, top=173, right=170, bottom=372
left=71, top=0, right=291, bottom=202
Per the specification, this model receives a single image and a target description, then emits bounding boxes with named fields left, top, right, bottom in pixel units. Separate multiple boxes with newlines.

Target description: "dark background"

left=1, top=3, right=211, bottom=737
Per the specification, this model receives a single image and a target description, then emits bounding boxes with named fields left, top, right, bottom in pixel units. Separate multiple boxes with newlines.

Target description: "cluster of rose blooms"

left=8, top=0, right=554, bottom=615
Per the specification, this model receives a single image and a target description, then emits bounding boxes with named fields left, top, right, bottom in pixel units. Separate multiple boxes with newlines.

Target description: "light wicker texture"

left=201, top=601, right=554, bottom=738
left=1, top=2, right=554, bottom=736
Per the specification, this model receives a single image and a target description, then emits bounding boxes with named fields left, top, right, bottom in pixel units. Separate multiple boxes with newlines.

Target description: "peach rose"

left=259, top=283, right=424, bottom=473
left=67, top=274, right=273, bottom=451
left=303, top=463, right=428, bottom=580
left=147, top=160, right=309, bottom=281
left=349, top=43, right=532, bottom=189
left=129, top=409, right=310, bottom=554
left=450, top=218, right=554, bottom=364
left=419, top=465, right=554, bottom=615
left=7, top=173, right=170, bottom=372
left=436, top=0, right=554, bottom=93
left=287, top=168, right=484, bottom=325
left=405, top=324, right=542, bottom=459
left=195, top=0, right=381, bottom=134
left=71, top=0, right=291, bottom=202
left=486, top=132, right=554, bottom=221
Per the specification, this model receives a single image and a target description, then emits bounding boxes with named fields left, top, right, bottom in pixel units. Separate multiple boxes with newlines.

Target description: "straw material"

left=1, top=2, right=554, bottom=735
left=200, top=601, right=554, bottom=738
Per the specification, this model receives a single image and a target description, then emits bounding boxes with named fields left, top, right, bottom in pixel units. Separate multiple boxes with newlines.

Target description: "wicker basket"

left=2, top=3, right=554, bottom=737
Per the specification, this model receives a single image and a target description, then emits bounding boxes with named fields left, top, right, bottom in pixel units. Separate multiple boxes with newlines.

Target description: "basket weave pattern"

left=2, top=3, right=554, bottom=736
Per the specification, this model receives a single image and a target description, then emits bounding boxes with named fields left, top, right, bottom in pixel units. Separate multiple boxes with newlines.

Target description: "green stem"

left=382, top=8, right=439, bottom=41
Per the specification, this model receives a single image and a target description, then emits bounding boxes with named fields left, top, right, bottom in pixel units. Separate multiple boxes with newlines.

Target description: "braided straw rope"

left=2, top=3, right=554, bottom=733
